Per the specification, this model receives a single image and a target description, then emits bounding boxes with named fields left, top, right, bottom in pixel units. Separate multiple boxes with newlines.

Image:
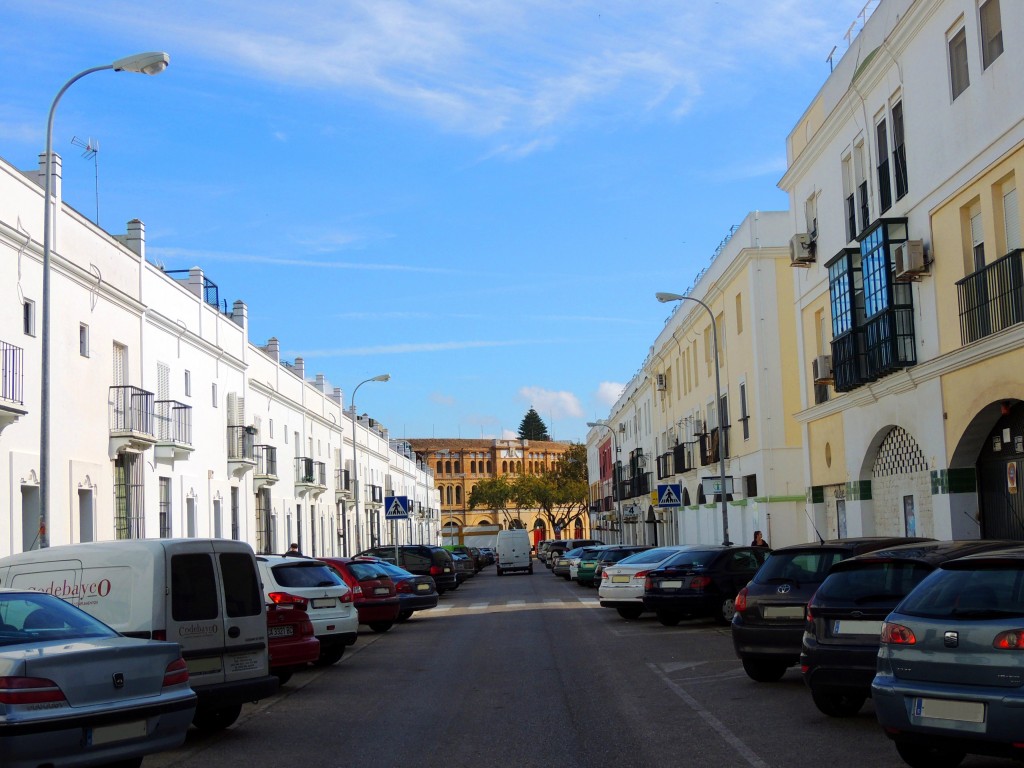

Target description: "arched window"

left=502, top=460, right=508, bottom=473
left=487, top=460, right=492, bottom=473
left=454, top=461, right=461, bottom=473
left=470, top=460, right=476, bottom=474
left=446, top=486, right=453, bottom=505
left=455, top=486, right=463, bottom=504
left=516, top=461, right=522, bottom=473
left=436, top=460, right=442, bottom=474
left=445, top=460, right=452, bottom=474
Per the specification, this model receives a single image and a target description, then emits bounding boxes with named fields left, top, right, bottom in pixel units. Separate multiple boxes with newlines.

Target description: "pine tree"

left=517, top=408, right=551, bottom=441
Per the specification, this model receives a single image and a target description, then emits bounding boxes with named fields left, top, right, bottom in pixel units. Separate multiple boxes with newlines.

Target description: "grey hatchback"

left=873, top=546, right=1024, bottom=768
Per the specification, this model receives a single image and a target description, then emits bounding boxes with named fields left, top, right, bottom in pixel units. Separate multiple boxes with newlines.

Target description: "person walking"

left=751, top=530, right=769, bottom=548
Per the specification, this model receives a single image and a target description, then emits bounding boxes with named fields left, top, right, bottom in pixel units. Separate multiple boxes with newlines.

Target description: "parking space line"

left=647, top=662, right=769, bottom=768
left=507, top=600, right=526, bottom=606
left=468, top=603, right=489, bottom=610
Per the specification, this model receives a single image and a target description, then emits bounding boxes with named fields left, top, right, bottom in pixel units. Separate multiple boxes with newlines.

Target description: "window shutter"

left=1004, top=187, right=1020, bottom=252
left=112, top=343, right=126, bottom=386
left=157, top=362, right=170, bottom=400
left=971, top=212, right=984, bottom=248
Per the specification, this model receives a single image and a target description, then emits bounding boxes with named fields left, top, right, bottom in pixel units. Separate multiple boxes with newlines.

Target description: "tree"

left=468, top=476, right=528, bottom=529
left=532, top=443, right=589, bottom=535
left=518, top=408, right=551, bottom=441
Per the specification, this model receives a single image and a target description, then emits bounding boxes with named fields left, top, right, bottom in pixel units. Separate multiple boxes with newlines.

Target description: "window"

left=23, top=299, right=35, bottom=337
left=739, top=381, right=749, bottom=440
left=875, top=117, right=892, bottom=214
left=159, top=477, right=172, bottom=538
left=854, top=142, right=869, bottom=230
left=805, top=192, right=819, bottom=239
left=842, top=154, right=857, bottom=242
left=1004, top=185, right=1020, bottom=252
left=79, top=323, right=89, bottom=357
left=734, top=294, right=743, bottom=335
left=184, top=370, right=192, bottom=397
left=980, top=0, right=1003, bottom=69
left=219, top=552, right=262, bottom=617
left=211, top=382, right=218, bottom=407
left=171, top=554, right=218, bottom=621
left=948, top=25, right=970, bottom=100
left=971, top=208, right=985, bottom=270
left=892, top=101, right=908, bottom=200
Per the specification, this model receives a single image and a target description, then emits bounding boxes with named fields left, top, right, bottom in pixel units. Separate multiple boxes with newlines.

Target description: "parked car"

left=321, top=557, right=401, bottom=633
left=552, top=547, right=588, bottom=579
left=496, top=529, right=534, bottom=575
left=478, top=547, right=496, bottom=566
left=577, top=545, right=650, bottom=587
left=256, top=556, right=358, bottom=666
left=873, top=545, right=1024, bottom=767
left=599, top=546, right=696, bottom=619
left=450, top=551, right=476, bottom=584
left=802, top=539, right=1017, bottom=717
left=731, top=536, right=932, bottom=682
left=644, top=545, right=771, bottom=626
left=357, top=545, right=459, bottom=594
left=569, top=546, right=609, bottom=581
left=546, top=538, right=604, bottom=568
left=443, top=545, right=482, bottom=573
left=536, top=540, right=556, bottom=564
left=373, top=560, right=440, bottom=621
left=266, top=603, right=320, bottom=685
left=0, top=588, right=197, bottom=767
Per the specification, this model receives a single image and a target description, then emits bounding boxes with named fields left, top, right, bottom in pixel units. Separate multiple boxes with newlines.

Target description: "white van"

left=0, top=538, right=279, bottom=731
left=496, top=529, right=533, bottom=576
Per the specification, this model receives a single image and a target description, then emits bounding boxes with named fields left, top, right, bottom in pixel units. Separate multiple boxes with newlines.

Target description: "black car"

left=357, top=545, right=459, bottom=594
left=801, top=539, right=1018, bottom=717
left=644, top=545, right=771, bottom=626
left=374, top=560, right=440, bottom=621
left=731, top=536, right=933, bottom=682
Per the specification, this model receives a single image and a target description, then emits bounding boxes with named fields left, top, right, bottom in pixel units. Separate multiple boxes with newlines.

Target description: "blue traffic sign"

left=657, top=483, right=682, bottom=507
left=384, top=495, right=409, bottom=520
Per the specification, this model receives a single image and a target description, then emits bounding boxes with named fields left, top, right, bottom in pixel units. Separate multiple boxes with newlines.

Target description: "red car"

left=266, top=604, right=320, bottom=684
left=321, top=557, right=401, bottom=633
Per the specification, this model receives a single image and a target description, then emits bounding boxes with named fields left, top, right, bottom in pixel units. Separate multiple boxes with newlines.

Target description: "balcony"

left=657, top=443, right=695, bottom=478
left=957, top=249, right=1024, bottom=345
left=295, top=457, right=327, bottom=497
left=109, top=385, right=157, bottom=456
left=154, top=399, right=193, bottom=461
left=0, top=340, right=26, bottom=435
left=370, top=484, right=384, bottom=505
left=227, top=424, right=256, bottom=478
left=335, top=467, right=352, bottom=502
left=253, top=444, right=278, bottom=491
left=700, top=426, right=730, bottom=466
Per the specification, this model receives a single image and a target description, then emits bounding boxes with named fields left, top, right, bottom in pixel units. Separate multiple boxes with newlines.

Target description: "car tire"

left=368, top=621, right=394, bottom=633
left=192, top=702, right=243, bottom=732
left=893, top=740, right=965, bottom=768
left=741, top=657, right=788, bottom=682
left=396, top=610, right=413, bottom=622
left=715, top=596, right=736, bottom=625
left=616, top=605, right=644, bottom=620
left=810, top=686, right=866, bottom=717
left=657, top=611, right=681, bottom=627
left=315, top=645, right=345, bottom=666
left=496, top=567, right=504, bottom=576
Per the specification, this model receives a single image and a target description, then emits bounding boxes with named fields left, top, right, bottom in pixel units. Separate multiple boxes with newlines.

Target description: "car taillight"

left=601, top=571, right=609, bottom=580
left=429, top=565, right=443, bottom=576
left=880, top=621, right=916, bottom=645
left=396, top=580, right=412, bottom=594
left=162, top=658, right=190, bottom=687
left=267, top=592, right=309, bottom=609
left=0, top=677, right=67, bottom=705
left=689, top=575, right=711, bottom=590
left=339, top=590, right=354, bottom=604
left=644, top=576, right=654, bottom=590
left=805, top=589, right=818, bottom=622
left=152, top=629, right=167, bottom=641
left=634, top=570, right=650, bottom=579
left=352, top=585, right=363, bottom=596
left=993, top=630, right=1024, bottom=649
left=734, top=587, right=748, bottom=613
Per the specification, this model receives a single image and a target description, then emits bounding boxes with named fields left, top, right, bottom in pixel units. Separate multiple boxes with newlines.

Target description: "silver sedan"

left=0, top=588, right=197, bottom=768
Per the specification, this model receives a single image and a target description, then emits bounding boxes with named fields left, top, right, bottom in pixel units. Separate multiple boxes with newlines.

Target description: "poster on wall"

left=903, top=495, right=916, bottom=536
left=1008, top=462, right=1018, bottom=495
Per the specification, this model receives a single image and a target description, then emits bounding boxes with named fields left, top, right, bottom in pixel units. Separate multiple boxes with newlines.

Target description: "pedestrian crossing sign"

left=657, top=483, right=682, bottom=507
left=384, top=495, right=409, bottom=520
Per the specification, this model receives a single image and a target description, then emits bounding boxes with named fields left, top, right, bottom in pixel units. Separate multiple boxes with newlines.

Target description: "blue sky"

left=3, top=0, right=870, bottom=442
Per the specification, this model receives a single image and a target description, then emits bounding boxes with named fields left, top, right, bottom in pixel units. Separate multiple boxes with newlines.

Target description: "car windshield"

left=661, top=550, right=720, bottom=569
left=349, top=562, right=391, bottom=580
left=0, top=593, right=117, bottom=647
left=563, top=548, right=586, bottom=559
left=377, top=562, right=414, bottom=579
left=272, top=562, right=346, bottom=588
left=896, top=564, right=1024, bottom=619
left=752, top=548, right=847, bottom=586
left=616, top=547, right=686, bottom=566
left=817, top=561, right=934, bottom=603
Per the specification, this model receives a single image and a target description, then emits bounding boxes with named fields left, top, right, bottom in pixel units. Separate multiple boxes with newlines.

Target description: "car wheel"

left=497, top=567, right=504, bottom=576
left=741, top=657, right=788, bottom=682
left=315, top=645, right=345, bottom=666
left=810, top=686, right=866, bottom=717
left=657, top=611, right=681, bottom=627
left=273, top=668, right=294, bottom=686
left=616, top=605, right=644, bottom=620
left=396, top=610, right=413, bottom=622
left=893, top=740, right=965, bottom=768
left=369, top=621, right=394, bottom=633
left=715, top=596, right=736, bottom=625
left=192, top=702, right=243, bottom=732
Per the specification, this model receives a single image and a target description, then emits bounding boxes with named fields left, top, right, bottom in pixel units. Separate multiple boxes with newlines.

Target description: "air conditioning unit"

left=790, top=232, right=816, bottom=266
left=894, top=240, right=927, bottom=280
left=812, top=354, right=834, bottom=385
left=655, top=373, right=668, bottom=391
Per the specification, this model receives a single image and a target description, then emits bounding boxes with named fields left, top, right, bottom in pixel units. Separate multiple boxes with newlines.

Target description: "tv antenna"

left=71, top=136, right=100, bottom=226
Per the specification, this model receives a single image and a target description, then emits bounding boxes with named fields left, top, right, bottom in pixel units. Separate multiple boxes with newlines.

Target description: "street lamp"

left=39, top=52, right=170, bottom=549
left=656, top=291, right=731, bottom=546
left=587, top=421, right=624, bottom=545
left=349, top=374, right=390, bottom=553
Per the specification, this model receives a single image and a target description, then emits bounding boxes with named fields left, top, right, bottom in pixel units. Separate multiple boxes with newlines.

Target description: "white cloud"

left=596, top=381, right=624, bottom=407
left=517, top=386, right=583, bottom=419
left=501, top=428, right=518, bottom=440
left=430, top=392, right=456, bottom=406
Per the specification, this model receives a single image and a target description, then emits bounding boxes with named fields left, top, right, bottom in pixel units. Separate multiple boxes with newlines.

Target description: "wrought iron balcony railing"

left=254, top=444, right=277, bottom=477
left=227, top=425, right=255, bottom=461
left=154, top=399, right=192, bottom=446
left=109, top=386, right=155, bottom=436
left=1, top=340, right=24, bottom=405
left=957, top=249, right=1024, bottom=345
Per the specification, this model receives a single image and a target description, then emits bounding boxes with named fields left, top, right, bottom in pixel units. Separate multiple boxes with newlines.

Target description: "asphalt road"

left=146, top=562, right=1014, bottom=768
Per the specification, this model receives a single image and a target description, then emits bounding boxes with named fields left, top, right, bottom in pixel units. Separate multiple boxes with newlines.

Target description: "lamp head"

left=112, top=52, right=170, bottom=76
left=373, top=373, right=391, bottom=382
left=655, top=292, right=685, bottom=303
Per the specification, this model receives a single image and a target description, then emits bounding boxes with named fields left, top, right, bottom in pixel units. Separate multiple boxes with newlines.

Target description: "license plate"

left=913, top=697, right=985, bottom=723
left=416, top=583, right=430, bottom=592
left=374, top=587, right=390, bottom=595
left=89, top=720, right=147, bottom=746
left=312, top=597, right=335, bottom=608
left=186, top=656, right=222, bottom=675
left=660, top=580, right=684, bottom=589
left=763, top=605, right=806, bottom=619
left=833, top=619, right=881, bottom=636
left=611, top=575, right=631, bottom=583
left=268, top=625, right=294, bottom=638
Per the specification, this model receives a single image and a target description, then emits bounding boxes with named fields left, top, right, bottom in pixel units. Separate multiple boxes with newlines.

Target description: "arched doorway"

left=976, top=402, right=1024, bottom=539
left=867, top=426, right=931, bottom=537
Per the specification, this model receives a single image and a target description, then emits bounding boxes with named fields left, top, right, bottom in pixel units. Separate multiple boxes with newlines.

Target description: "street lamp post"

left=586, top=421, right=623, bottom=545
left=38, top=52, right=170, bottom=549
left=656, top=292, right=731, bottom=546
left=349, top=374, right=390, bottom=553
